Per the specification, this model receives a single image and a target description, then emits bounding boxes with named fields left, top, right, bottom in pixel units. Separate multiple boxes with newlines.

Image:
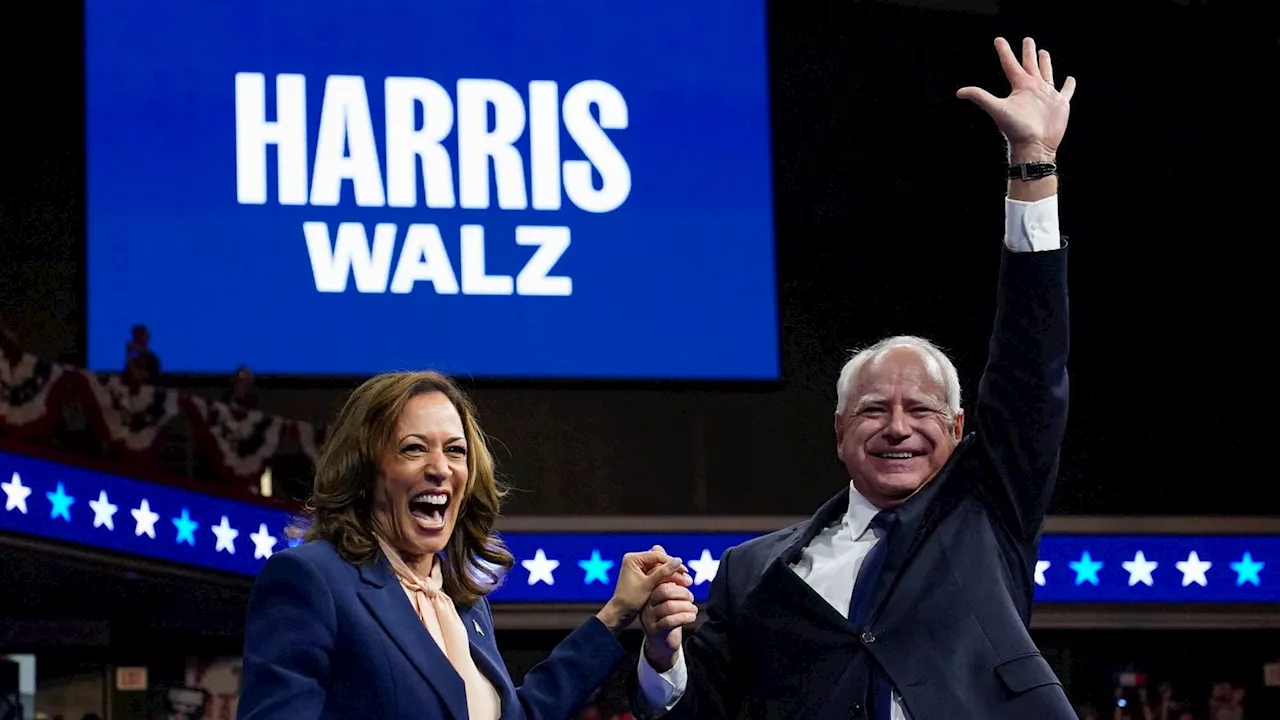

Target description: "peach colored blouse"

left=378, top=539, right=501, bottom=720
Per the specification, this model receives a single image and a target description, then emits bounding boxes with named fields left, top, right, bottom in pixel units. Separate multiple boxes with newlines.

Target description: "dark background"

left=2, top=0, right=1276, bottom=516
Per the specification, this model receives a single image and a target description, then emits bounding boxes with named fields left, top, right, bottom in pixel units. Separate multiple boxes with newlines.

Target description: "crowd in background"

left=1074, top=679, right=1251, bottom=720
left=122, top=324, right=258, bottom=411
left=568, top=676, right=1257, bottom=720
left=0, top=316, right=321, bottom=499
left=2, top=317, right=258, bottom=412
left=563, top=665, right=1265, bottom=720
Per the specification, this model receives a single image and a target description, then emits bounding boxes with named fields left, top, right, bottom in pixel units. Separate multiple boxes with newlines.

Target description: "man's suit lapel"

left=755, top=557, right=859, bottom=636
left=752, top=486, right=861, bottom=636
left=781, top=486, right=851, bottom=565
left=356, top=553, right=469, bottom=720
left=867, top=435, right=975, bottom=621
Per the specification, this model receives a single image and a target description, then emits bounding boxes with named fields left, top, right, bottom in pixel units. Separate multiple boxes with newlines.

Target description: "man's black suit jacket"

left=633, top=247, right=1075, bottom=720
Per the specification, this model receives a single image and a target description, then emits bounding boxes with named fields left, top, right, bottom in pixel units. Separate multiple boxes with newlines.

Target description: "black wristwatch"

left=1008, top=161, right=1057, bottom=181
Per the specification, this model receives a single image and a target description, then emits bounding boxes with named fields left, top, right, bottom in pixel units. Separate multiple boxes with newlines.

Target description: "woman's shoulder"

left=260, top=538, right=353, bottom=580
left=286, top=537, right=341, bottom=563
left=256, top=539, right=375, bottom=602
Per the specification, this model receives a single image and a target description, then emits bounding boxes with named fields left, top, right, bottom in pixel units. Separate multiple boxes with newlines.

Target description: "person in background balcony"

left=222, top=365, right=259, bottom=410
left=123, top=324, right=160, bottom=384
left=0, top=309, right=19, bottom=351
left=238, top=371, right=689, bottom=720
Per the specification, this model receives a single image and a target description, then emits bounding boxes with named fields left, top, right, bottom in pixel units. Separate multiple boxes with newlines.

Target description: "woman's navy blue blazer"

left=237, top=540, right=626, bottom=719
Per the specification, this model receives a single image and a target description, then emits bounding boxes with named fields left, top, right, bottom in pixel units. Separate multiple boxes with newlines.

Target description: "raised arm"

left=958, top=37, right=1076, bottom=542
left=974, top=228, right=1070, bottom=542
left=237, top=551, right=335, bottom=720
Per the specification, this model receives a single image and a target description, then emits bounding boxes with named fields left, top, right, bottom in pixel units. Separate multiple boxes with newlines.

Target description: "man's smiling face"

left=835, top=346, right=964, bottom=508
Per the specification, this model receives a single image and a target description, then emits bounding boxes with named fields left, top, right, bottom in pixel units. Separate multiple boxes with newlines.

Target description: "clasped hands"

left=638, top=544, right=697, bottom=673
left=592, top=543, right=695, bottom=670
left=596, top=544, right=693, bottom=635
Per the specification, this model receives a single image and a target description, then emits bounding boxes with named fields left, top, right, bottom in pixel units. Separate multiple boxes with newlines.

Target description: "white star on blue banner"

left=2, top=450, right=1278, bottom=605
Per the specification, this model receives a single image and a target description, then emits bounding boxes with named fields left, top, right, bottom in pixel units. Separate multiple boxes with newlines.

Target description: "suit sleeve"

left=479, top=597, right=627, bottom=720
left=237, top=551, right=336, bottom=720
left=632, top=547, right=739, bottom=720
left=973, top=244, right=1070, bottom=544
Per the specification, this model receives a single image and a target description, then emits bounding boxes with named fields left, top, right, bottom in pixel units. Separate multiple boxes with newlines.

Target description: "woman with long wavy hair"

left=237, top=371, right=690, bottom=720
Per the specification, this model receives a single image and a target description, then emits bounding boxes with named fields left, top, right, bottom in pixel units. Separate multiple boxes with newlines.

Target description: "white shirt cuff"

left=636, top=645, right=687, bottom=716
left=1004, top=195, right=1061, bottom=252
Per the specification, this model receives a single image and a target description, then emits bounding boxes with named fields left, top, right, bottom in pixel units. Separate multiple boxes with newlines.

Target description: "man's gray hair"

left=835, top=335, right=962, bottom=419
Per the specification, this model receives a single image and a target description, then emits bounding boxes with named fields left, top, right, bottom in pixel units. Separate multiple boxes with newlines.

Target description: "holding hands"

left=596, top=545, right=691, bottom=632
left=639, top=545, right=698, bottom=672
left=957, top=37, right=1077, bottom=163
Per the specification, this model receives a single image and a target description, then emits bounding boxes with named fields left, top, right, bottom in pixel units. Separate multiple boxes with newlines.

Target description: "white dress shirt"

left=636, top=195, right=1063, bottom=719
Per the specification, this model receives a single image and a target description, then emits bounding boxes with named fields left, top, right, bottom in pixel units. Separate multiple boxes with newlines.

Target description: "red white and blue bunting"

left=0, top=347, right=324, bottom=485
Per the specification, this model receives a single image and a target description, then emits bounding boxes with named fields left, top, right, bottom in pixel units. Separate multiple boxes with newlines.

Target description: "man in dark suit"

left=632, top=37, right=1078, bottom=720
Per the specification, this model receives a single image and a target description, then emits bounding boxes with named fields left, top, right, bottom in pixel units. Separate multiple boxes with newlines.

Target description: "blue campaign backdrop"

left=84, top=0, right=777, bottom=380
left=3, top=450, right=1273, bottom=603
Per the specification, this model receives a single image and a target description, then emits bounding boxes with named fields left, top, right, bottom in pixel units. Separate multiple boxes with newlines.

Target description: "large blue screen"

left=84, top=1, right=777, bottom=379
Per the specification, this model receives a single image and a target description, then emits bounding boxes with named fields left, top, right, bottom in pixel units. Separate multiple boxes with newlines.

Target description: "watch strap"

left=1008, top=161, right=1057, bottom=181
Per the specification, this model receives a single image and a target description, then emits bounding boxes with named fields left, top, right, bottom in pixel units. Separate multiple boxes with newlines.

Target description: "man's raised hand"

left=957, top=37, right=1077, bottom=163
